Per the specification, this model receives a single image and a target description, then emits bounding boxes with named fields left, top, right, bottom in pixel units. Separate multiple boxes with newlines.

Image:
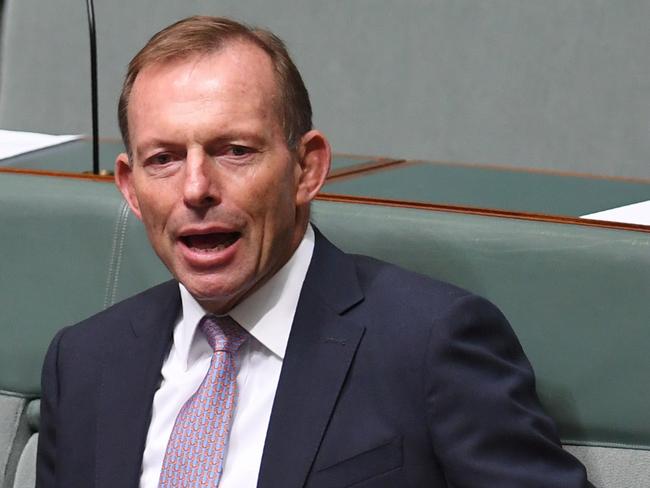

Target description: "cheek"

left=237, top=184, right=296, bottom=251
left=237, top=165, right=296, bottom=218
left=134, top=189, right=173, bottom=233
left=258, top=183, right=297, bottom=225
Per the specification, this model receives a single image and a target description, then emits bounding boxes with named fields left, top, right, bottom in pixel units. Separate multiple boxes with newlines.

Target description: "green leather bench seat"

left=1, top=171, right=649, bottom=487
left=0, top=174, right=170, bottom=397
left=323, top=160, right=650, bottom=217
left=0, top=173, right=171, bottom=488
left=313, top=200, right=650, bottom=450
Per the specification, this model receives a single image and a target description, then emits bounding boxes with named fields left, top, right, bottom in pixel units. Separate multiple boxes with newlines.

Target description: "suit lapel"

left=257, top=230, right=365, bottom=488
left=95, top=281, right=180, bottom=488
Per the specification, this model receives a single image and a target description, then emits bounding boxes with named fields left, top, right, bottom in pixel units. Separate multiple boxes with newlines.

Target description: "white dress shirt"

left=139, top=225, right=315, bottom=488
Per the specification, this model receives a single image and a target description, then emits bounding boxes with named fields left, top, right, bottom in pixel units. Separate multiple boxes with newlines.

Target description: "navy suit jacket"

left=37, top=230, right=592, bottom=487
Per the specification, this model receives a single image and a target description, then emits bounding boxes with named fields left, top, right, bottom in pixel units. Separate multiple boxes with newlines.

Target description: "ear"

left=114, top=152, right=143, bottom=220
left=295, top=130, right=331, bottom=206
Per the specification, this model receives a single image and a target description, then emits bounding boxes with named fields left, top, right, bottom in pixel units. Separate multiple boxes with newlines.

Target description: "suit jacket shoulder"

left=59, top=280, right=180, bottom=343
left=37, top=280, right=181, bottom=488
left=278, top=231, right=592, bottom=488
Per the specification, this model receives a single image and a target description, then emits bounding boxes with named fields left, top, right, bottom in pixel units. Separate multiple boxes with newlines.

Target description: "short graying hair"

left=118, top=15, right=312, bottom=154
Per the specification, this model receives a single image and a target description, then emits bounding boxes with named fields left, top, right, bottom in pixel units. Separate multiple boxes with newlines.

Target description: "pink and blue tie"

left=158, top=315, right=247, bottom=487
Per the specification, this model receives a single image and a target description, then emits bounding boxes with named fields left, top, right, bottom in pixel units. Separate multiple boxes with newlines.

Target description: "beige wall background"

left=1, top=0, right=648, bottom=178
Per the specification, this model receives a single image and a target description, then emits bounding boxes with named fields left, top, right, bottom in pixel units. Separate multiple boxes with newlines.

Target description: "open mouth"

left=180, top=232, right=241, bottom=252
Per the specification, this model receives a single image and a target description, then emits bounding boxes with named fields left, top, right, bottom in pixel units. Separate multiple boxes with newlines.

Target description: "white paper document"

left=582, top=200, right=650, bottom=226
left=0, top=129, right=82, bottom=160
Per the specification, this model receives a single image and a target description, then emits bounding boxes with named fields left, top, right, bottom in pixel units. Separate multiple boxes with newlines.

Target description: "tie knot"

left=199, top=314, right=248, bottom=353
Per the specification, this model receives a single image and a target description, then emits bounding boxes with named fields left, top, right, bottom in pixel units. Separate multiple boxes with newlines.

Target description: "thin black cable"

left=85, top=0, right=99, bottom=174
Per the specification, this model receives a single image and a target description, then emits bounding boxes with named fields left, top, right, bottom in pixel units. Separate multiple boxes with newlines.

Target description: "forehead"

left=128, top=41, right=281, bottom=128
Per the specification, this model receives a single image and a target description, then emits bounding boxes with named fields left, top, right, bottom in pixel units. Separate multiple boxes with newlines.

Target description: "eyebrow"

left=134, top=139, right=184, bottom=160
left=134, top=131, right=271, bottom=158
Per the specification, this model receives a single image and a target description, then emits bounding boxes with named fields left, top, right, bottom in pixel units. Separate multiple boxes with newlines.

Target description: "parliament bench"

left=1, top=170, right=649, bottom=487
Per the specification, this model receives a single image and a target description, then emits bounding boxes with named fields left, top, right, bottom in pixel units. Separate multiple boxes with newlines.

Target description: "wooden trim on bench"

left=327, top=158, right=405, bottom=180
left=315, top=192, right=650, bottom=234
left=0, top=153, right=404, bottom=182
left=2, top=166, right=648, bottom=234
left=0, top=166, right=113, bottom=182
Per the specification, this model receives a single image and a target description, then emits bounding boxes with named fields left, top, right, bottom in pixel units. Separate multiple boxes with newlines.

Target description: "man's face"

left=116, top=42, right=326, bottom=313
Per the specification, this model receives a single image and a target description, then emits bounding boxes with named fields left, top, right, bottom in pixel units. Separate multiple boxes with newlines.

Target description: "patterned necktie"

left=158, top=314, right=248, bottom=487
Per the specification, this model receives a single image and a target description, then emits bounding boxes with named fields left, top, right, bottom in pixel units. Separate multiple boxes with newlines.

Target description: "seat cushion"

left=565, top=444, right=650, bottom=488
left=11, top=433, right=36, bottom=488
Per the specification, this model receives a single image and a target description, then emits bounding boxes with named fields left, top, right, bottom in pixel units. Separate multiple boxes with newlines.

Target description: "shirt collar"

left=177, top=224, right=315, bottom=360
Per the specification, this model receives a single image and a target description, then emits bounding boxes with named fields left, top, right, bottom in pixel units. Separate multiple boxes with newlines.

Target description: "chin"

left=182, top=276, right=247, bottom=311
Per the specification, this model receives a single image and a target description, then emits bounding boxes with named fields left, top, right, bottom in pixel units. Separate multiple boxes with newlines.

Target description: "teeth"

left=193, top=243, right=229, bottom=252
left=183, top=232, right=239, bottom=251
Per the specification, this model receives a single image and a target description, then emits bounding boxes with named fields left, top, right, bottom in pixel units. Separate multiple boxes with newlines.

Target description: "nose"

left=182, top=149, right=219, bottom=208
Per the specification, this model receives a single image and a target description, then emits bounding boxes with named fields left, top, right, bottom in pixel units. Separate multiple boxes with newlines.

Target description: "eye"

left=151, top=153, right=174, bottom=165
left=141, top=151, right=183, bottom=174
left=228, top=145, right=251, bottom=157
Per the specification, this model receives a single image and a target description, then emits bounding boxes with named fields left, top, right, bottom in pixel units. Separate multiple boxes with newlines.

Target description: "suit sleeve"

left=423, top=293, right=593, bottom=487
left=36, top=328, right=66, bottom=488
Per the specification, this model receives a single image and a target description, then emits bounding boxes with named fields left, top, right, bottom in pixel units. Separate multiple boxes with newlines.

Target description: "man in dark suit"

left=37, top=16, right=592, bottom=488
